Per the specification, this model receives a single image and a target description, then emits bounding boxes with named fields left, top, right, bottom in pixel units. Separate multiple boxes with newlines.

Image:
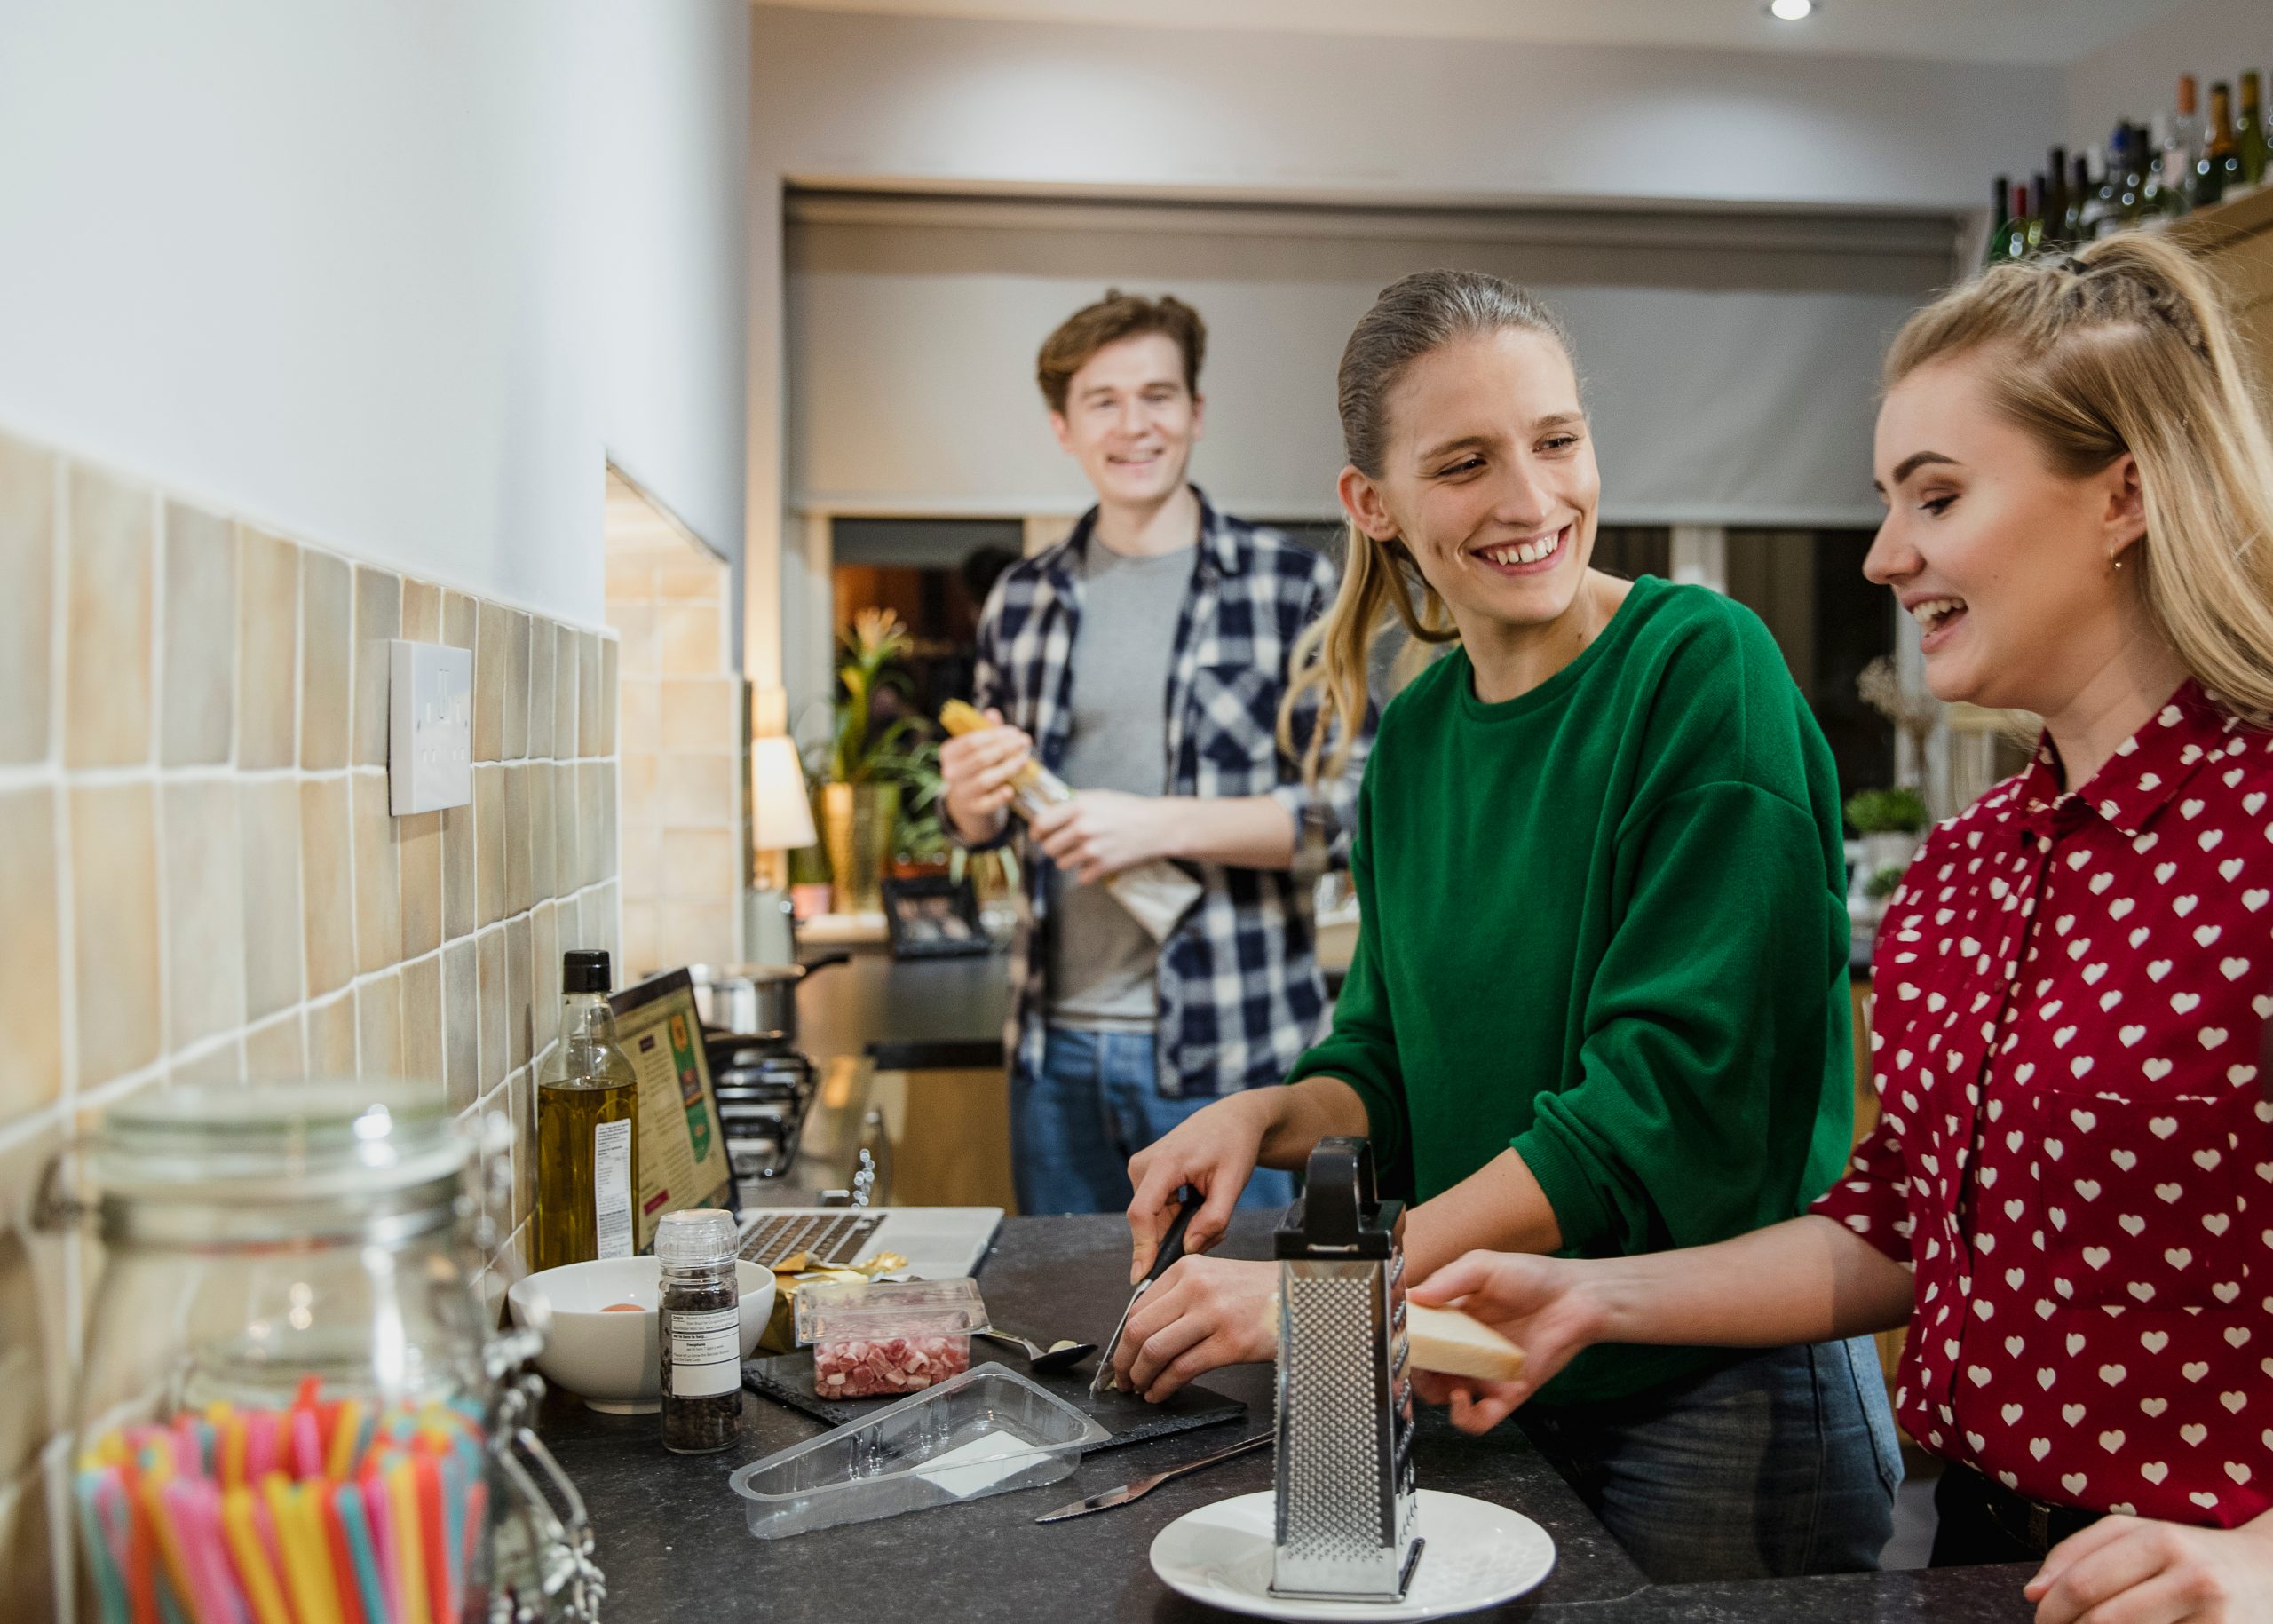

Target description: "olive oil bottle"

left=534, top=950, right=639, bottom=1271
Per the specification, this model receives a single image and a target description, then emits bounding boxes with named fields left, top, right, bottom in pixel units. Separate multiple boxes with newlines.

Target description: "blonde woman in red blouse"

left=1406, top=230, right=2273, bottom=1623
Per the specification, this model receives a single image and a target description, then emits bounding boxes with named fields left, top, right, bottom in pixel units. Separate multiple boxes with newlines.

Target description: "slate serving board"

left=742, top=1351, right=1245, bottom=1453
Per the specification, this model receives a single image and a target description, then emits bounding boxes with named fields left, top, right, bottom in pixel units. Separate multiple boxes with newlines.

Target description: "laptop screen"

left=609, top=968, right=734, bottom=1250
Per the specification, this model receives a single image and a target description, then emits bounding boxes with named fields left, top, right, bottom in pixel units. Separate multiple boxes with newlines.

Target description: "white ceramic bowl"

left=507, top=1256, right=775, bottom=1414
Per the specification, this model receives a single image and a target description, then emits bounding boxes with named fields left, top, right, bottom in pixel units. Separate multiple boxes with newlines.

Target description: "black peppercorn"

left=656, top=1209, right=744, bottom=1454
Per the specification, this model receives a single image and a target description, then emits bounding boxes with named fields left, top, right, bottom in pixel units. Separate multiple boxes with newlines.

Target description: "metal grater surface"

left=1277, top=1268, right=1387, bottom=1575
left=737, top=1211, right=880, bottom=1269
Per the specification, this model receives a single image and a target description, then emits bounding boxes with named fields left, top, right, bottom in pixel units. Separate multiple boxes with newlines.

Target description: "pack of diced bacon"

left=812, top=1332, right=971, bottom=1397
left=793, top=1277, right=990, bottom=1400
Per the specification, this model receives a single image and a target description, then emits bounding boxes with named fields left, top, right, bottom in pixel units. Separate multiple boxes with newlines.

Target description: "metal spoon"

left=976, top=1328, right=1097, bottom=1374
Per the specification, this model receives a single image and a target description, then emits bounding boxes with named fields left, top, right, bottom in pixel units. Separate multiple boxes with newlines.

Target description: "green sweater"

left=1296, top=575, right=1854, bottom=1405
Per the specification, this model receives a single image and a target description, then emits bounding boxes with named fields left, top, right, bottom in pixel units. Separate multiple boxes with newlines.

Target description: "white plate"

left=1148, top=1489, right=1556, bottom=1622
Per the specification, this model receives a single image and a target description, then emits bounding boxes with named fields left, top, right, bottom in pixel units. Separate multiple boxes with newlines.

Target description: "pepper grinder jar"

left=656, top=1208, right=745, bottom=1453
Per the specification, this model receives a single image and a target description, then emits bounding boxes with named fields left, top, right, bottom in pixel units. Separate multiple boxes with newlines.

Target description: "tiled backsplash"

left=0, top=426, right=622, bottom=1611
left=606, top=469, right=743, bottom=974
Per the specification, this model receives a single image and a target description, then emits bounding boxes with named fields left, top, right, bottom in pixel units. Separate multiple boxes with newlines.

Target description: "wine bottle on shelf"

left=2120, top=125, right=2150, bottom=231
left=2043, top=147, right=2069, bottom=250
left=2089, top=124, right=2130, bottom=238
left=2068, top=154, right=2092, bottom=243
left=2239, top=71, right=2264, bottom=192
left=1983, top=176, right=2013, bottom=269
left=1990, top=180, right=2031, bottom=264
left=2174, top=75, right=2206, bottom=204
left=2025, top=170, right=2049, bottom=253
left=2198, top=82, right=2241, bottom=207
left=2144, top=114, right=2189, bottom=221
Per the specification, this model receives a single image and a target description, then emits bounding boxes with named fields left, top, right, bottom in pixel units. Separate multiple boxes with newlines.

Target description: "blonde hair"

left=1884, top=232, right=2273, bottom=718
left=1279, top=270, right=1578, bottom=780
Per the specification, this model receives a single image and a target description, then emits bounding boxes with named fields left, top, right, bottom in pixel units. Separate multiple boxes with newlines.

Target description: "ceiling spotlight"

left=1769, top=0, right=1814, bottom=19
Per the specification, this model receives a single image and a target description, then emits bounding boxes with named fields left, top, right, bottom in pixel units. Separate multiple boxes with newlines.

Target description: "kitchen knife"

left=1089, top=1186, right=1205, bottom=1398
left=1034, top=1432, right=1271, bottom=1524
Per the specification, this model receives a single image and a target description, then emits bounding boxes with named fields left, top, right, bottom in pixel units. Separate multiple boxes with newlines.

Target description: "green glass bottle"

left=2239, top=71, right=2265, bottom=191
left=1983, top=176, right=2013, bottom=271
left=2198, top=82, right=2241, bottom=207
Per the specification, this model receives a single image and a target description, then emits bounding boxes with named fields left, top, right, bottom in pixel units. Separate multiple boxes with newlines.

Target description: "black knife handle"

left=1144, top=1186, right=1205, bottom=1285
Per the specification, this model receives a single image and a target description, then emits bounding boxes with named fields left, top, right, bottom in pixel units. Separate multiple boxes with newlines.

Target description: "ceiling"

left=758, top=0, right=2190, bottom=67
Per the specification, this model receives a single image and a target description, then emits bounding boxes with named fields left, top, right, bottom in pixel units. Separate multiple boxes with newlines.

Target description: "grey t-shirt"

left=1046, top=541, right=1194, bottom=1030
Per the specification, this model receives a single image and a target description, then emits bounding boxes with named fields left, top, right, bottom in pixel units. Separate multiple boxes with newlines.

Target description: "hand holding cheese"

left=1405, top=1303, right=1525, bottom=1383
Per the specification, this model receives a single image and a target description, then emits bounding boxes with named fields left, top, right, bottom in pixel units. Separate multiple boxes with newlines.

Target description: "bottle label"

left=593, top=1118, right=633, bottom=1259
left=666, top=1303, right=743, bottom=1398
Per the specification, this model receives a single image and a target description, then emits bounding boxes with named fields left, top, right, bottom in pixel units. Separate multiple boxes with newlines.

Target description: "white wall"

left=2064, top=0, right=2269, bottom=161
left=0, top=0, right=748, bottom=627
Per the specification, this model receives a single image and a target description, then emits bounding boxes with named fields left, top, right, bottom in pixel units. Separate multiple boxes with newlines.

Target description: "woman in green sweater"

left=1106, top=269, right=1897, bottom=1580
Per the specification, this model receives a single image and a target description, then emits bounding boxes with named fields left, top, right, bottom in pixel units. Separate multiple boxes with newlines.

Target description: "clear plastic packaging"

left=728, top=1363, right=1111, bottom=1538
left=795, top=1277, right=990, bottom=1398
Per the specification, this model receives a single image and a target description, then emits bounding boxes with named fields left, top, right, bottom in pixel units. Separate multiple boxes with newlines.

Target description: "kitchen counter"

left=535, top=1214, right=2035, bottom=1622
left=795, top=944, right=1009, bottom=1071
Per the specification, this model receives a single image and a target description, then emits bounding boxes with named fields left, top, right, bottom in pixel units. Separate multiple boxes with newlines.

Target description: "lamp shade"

left=751, top=735, right=818, bottom=852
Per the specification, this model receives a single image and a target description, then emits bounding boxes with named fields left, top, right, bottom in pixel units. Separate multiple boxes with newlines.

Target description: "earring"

left=2108, top=547, right=2124, bottom=572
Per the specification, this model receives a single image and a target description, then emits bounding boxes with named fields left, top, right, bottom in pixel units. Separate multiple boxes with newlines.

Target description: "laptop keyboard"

left=738, top=1211, right=882, bottom=1269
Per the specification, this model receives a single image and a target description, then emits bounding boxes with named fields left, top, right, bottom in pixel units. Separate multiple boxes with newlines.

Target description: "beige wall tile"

left=608, top=601, right=656, bottom=676
left=622, top=902, right=658, bottom=978
left=578, top=762, right=606, bottom=888
left=620, top=824, right=659, bottom=902
left=239, top=778, right=303, bottom=1019
left=237, top=527, right=299, bottom=770
left=657, top=752, right=733, bottom=828
left=300, top=776, right=354, bottom=998
left=0, top=1124, right=61, bottom=1488
left=442, top=799, right=475, bottom=942
left=655, top=560, right=725, bottom=600
left=577, top=631, right=601, bottom=757
left=606, top=560, right=653, bottom=600
left=621, top=679, right=660, bottom=755
left=399, top=810, right=442, bottom=959
left=400, top=952, right=442, bottom=1089
left=299, top=549, right=352, bottom=770
left=71, top=783, right=160, bottom=1085
left=528, top=764, right=556, bottom=902
left=621, top=751, right=658, bottom=828
left=506, top=913, right=533, bottom=1072
left=504, top=764, right=534, bottom=916
left=443, top=589, right=476, bottom=652
left=0, top=435, right=53, bottom=764
left=170, top=1042, right=242, bottom=1087
left=477, top=928, right=507, bottom=1093
left=162, top=779, right=245, bottom=1049
left=600, top=638, right=619, bottom=756
left=66, top=464, right=154, bottom=767
left=475, top=600, right=507, bottom=763
left=597, top=762, right=618, bottom=883
left=358, top=970, right=403, bottom=1080
left=661, top=827, right=739, bottom=905
left=531, top=902, right=560, bottom=1056
left=553, top=762, right=579, bottom=899
left=243, top=1013, right=305, bottom=1082
left=552, top=622, right=579, bottom=758
left=352, top=565, right=401, bottom=768
left=660, top=677, right=736, bottom=755
left=660, top=903, right=735, bottom=971
left=161, top=501, right=237, bottom=766
left=504, top=611, right=531, bottom=760
left=308, top=992, right=357, bottom=1077
left=510, top=1069, right=535, bottom=1231
left=401, top=578, right=441, bottom=643
left=444, top=939, right=477, bottom=1113
left=556, top=892, right=582, bottom=952
left=527, top=615, right=557, bottom=761
left=591, top=879, right=621, bottom=967
left=657, top=602, right=723, bottom=677
left=475, top=764, right=505, bottom=927
left=0, top=791, right=61, bottom=1123
left=352, top=773, right=400, bottom=975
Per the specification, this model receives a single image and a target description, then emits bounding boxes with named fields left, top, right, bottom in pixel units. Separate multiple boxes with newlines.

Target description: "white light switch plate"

left=389, top=638, right=473, bottom=815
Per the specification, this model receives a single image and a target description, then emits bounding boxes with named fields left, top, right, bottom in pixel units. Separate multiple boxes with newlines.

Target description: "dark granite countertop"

left=794, top=945, right=1008, bottom=1071
left=534, top=1214, right=2034, bottom=1621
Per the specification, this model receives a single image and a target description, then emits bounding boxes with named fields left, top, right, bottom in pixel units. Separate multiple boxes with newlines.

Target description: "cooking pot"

left=688, top=952, right=849, bottom=1041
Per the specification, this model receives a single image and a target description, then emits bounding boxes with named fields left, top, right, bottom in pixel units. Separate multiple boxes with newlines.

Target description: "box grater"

left=1270, top=1136, right=1423, bottom=1602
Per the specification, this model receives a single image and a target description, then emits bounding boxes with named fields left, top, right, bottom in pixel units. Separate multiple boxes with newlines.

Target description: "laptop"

left=733, top=1204, right=1003, bottom=1279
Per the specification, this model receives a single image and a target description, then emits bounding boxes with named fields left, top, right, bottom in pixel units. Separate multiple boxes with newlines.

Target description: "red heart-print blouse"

left=1812, top=683, right=2272, bottom=1527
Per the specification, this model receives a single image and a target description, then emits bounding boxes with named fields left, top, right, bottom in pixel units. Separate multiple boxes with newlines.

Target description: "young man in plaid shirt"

left=940, top=291, right=1369, bottom=1215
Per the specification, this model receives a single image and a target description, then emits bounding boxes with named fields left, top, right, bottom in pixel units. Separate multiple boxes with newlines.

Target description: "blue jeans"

left=1517, top=1336, right=1900, bottom=1581
left=1010, top=1026, right=1301, bottom=1216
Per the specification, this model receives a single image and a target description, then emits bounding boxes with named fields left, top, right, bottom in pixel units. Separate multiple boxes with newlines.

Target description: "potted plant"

left=890, top=744, right=954, bottom=879
left=818, top=608, right=931, bottom=913
left=1844, top=786, right=1930, bottom=887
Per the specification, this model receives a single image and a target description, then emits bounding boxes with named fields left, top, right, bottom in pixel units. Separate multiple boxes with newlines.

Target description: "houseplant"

left=1844, top=785, right=1930, bottom=889
left=818, top=608, right=931, bottom=913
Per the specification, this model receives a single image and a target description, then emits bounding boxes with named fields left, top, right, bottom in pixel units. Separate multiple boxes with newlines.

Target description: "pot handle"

left=797, top=950, right=852, bottom=976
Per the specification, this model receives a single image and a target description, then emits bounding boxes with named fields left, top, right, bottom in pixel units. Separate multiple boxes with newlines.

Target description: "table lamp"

left=748, top=732, right=817, bottom=962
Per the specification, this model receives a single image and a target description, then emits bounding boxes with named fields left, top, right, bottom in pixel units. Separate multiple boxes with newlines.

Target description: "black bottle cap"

left=563, top=949, right=612, bottom=994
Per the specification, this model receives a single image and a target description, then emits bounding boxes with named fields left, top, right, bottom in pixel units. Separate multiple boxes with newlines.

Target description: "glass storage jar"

left=39, top=1081, right=602, bottom=1624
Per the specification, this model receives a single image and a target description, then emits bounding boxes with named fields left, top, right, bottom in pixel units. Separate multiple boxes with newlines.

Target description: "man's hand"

left=939, top=708, right=1032, bottom=844
left=1031, top=790, right=1176, bottom=883
left=1112, top=1255, right=1279, bottom=1402
left=2026, top=1509, right=2273, bottom=1624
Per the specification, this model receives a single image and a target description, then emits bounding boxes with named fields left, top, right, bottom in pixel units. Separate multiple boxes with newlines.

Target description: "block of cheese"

left=1405, top=1304, right=1526, bottom=1382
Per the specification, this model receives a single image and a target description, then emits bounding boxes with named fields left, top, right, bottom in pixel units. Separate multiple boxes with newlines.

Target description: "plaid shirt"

left=967, top=490, right=1369, bottom=1098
